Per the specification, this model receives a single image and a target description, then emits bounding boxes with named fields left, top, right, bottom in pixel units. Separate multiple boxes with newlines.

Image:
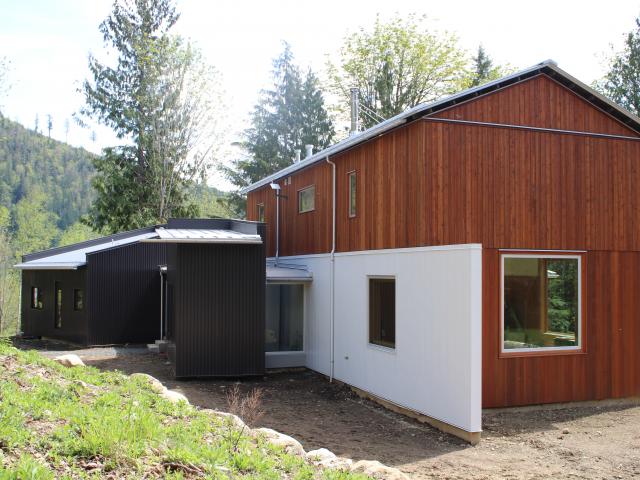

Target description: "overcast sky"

left=1, top=0, right=639, bottom=190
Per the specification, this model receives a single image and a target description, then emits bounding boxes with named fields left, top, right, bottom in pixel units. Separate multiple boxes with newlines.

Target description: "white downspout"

left=326, top=156, right=336, bottom=382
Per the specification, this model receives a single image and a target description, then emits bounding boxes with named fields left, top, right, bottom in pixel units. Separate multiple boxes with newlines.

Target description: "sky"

left=1, top=0, right=640, bottom=190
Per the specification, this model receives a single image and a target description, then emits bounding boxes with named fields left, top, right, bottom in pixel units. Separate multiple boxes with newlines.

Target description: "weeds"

left=225, top=384, right=265, bottom=452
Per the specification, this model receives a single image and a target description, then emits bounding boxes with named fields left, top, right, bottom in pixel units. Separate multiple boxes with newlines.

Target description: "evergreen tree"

left=596, top=15, right=640, bottom=115
left=224, top=43, right=335, bottom=195
left=46, top=114, right=52, bottom=138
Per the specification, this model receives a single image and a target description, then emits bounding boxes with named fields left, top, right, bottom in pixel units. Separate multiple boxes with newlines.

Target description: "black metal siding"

left=169, top=242, right=265, bottom=377
left=20, top=269, right=88, bottom=344
left=86, top=242, right=166, bottom=345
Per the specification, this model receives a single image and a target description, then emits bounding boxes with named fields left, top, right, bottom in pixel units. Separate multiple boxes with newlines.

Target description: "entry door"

left=54, top=281, right=62, bottom=329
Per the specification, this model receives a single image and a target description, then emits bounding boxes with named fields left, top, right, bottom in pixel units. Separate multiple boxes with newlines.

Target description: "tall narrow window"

left=257, top=203, right=265, bottom=222
left=348, top=171, right=356, bottom=218
left=74, top=289, right=84, bottom=311
left=369, top=277, right=396, bottom=349
left=31, top=287, right=43, bottom=310
left=298, top=185, right=315, bottom=213
left=502, top=253, right=583, bottom=353
left=54, top=282, right=62, bottom=329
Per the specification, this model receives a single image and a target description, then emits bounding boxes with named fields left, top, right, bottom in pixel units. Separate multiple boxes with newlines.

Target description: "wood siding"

left=433, top=74, right=640, bottom=137
left=246, top=73, right=640, bottom=407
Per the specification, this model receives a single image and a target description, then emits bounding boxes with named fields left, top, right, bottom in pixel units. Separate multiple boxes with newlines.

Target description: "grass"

left=0, top=340, right=369, bottom=479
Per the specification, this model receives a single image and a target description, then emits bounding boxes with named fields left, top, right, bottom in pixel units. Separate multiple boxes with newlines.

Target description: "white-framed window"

left=368, top=276, right=396, bottom=349
left=501, top=251, right=584, bottom=355
left=257, top=203, right=265, bottom=222
left=348, top=171, right=356, bottom=218
left=298, top=185, right=315, bottom=213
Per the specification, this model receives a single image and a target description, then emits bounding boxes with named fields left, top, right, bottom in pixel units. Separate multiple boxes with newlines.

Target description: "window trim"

left=257, top=203, right=265, bottom=223
left=367, top=275, right=397, bottom=352
left=500, top=250, right=587, bottom=358
left=297, top=185, right=315, bottom=214
left=347, top=170, right=356, bottom=218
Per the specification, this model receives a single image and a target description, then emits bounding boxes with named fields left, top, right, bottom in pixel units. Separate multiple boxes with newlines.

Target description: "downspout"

left=159, top=268, right=163, bottom=340
left=275, top=189, right=280, bottom=266
left=326, top=156, right=336, bottom=382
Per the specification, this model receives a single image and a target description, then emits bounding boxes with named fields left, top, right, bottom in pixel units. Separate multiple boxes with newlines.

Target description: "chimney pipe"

left=294, top=149, right=301, bottom=163
left=305, top=144, right=314, bottom=158
left=350, top=87, right=359, bottom=136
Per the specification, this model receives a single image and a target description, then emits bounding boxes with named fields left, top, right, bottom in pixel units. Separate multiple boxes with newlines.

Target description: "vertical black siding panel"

left=87, top=242, right=166, bottom=345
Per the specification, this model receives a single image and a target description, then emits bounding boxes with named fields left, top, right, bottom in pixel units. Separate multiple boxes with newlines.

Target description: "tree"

left=64, top=118, right=70, bottom=143
left=58, top=221, right=98, bottom=247
left=0, top=205, right=18, bottom=336
left=224, top=43, right=335, bottom=195
left=464, top=45, right=511, bottom=88
left=327, top=14, right=468, bottom=129
left=0, top=57, right=9, bottom=113
left=47, top=114, right=53, bottom=138
left=34, top=114, right=39, bottom=134
left=12, top=190, right=59, bottom=257
left=596, top=15, right=640, bottom=115
left=81, top=0, right=224, bottom=232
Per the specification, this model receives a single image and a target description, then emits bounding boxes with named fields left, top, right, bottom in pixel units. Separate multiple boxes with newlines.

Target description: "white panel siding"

left=276, top=243, right=482, bottom=433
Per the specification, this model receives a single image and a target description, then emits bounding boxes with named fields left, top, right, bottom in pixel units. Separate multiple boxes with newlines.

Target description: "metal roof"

left=14, top=231, right=158, bottom=270
left=142, top=228, right=262, bottom=244
left=241, top=60, right=640, bottom=194
left=266, top=265, right=313, bottom=283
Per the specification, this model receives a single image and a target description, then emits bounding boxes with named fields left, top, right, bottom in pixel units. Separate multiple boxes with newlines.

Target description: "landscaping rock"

left=306, top=448, right=352, bottom=470
left=255, top=427, right=305, bottom=456
left=350, top=460, right=409, bottom=480
left=202, top=409, right=246, bottom=430
left=54, top=354, right=85, bottom=367
left=160, top=389, right=189, bottom=404
left=130, top=373, right=167, bottom=394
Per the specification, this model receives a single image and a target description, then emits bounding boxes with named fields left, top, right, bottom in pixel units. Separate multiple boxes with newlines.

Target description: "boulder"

left=202, top=410, right=246, bottom=430
left=350, top=460, right=409, bottom=480
left=255, top=427, right=305, bottom=456
left=54, top=354, right=85, bottom=368
left=306, top=448, right=352, bottom=470
left=130, top=373, right=167, bottom=394
left=160, top=389, right=189, bottom=405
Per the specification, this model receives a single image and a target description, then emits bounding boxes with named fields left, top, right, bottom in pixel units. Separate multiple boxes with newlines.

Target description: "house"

left=16, top=218, right=266, bottom=377
left=242, top=60, right=640, bottom=443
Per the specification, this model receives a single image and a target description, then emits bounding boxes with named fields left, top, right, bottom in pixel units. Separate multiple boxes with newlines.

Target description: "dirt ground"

left=17, top=340, right=640, bottom=479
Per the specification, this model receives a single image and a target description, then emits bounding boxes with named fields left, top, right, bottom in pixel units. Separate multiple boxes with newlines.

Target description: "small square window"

left=298, top=185, right=315, bottom=213
left=74, top=289, right=84, bottom=311
left=31, top=287, right=43, bottom=310
left=348, top=171, right=356, bottom=218
left=369, top=277, right=396, bottom=349
left=257, top=203, right=265, bottom=222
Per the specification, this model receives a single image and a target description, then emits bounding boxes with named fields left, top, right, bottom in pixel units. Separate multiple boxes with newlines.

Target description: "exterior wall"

left=246, top=73, right=640, bottom=408
left=279, top=244, right=483, bottom=433
left=20, top=268, right=87, bottom=344
left=86, top=242, right=167, bottom=345
left=168, top=242, right=265, bottom=377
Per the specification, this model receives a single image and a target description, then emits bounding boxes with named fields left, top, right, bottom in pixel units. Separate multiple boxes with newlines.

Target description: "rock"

left=203, top=410, right=246, bottom=430
left=562, top=428, right=570, bottom=434
left=350, top=460, right=410, bottom=480
left=306, top=448, right=352, bottom=470
left=160, top=389, right=189, bottom=404
left=130, top=373, right=167, bottom=394
left=255, top=427, right=305, bottom=456
left=54, top=354, right=84, bottom=367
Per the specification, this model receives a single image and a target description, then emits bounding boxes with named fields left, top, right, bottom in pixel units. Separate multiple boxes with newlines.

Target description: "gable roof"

left=241, top=60, right=640, bottom=194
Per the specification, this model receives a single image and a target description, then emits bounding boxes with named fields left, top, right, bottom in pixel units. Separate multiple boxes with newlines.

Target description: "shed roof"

left=142, top=227, right=262, bottom=244
left=241, top=60, right=640, bottom=194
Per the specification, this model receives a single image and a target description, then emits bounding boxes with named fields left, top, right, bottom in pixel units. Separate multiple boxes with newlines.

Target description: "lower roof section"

left=142, top=227, right=262, bottom=244
left=266, top=264, right=313, bottom=283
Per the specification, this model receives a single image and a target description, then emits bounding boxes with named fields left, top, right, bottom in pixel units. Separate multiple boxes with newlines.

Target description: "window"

left=31, top=287, right=43, bottom=310
left=369, top=277, right=396, bottom=349
left=502, top=253, right=583, bottom=354
left=348, top=171, right=356, bottom=218
left=257, top=203, right=265, bottom=222
left=298, top=185, right=315, bottom=213
left=74, top=289, right=84, bottom=311
left=54, top=282, right=62, bottom=329
left=266, top=284, right=304, bottom=352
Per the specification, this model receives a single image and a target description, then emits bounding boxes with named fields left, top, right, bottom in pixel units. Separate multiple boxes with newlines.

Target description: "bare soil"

left=18, top=340, right=640, bottom=479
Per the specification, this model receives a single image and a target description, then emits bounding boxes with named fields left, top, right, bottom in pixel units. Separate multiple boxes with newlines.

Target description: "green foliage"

left=463, top=45, right=512, bottom=89
left=546, top=260, right=578, bottom=334
left=595, top=15, right=640, bottom=115
left=327, top=14, right=468, bottom=128
left=0, top=115, right=95, bottom=230
left=0, top=343, right=367, bottom=479
left=57, top=222, right=99, bottom=247
left=13, top=190, right=59, bottom=258
left=223, top=42, right=335, bottom=196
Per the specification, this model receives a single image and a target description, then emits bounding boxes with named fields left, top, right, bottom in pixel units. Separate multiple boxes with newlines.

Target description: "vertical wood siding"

left=245, top=73, right=640, bottom=407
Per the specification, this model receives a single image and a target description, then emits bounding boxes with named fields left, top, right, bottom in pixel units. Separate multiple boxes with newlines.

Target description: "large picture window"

left=298, top=186, right=315, bottom=213
left=502, top=252, right=583, bottom=354
left=369, top=277, right=396, bottom=349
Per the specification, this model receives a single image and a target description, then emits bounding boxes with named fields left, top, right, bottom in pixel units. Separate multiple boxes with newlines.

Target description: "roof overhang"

left=240, top=60, right=640, bottom=195
left=266, top=265, right=313, bottom=283
left=14, top=262, right=84, bottom=270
